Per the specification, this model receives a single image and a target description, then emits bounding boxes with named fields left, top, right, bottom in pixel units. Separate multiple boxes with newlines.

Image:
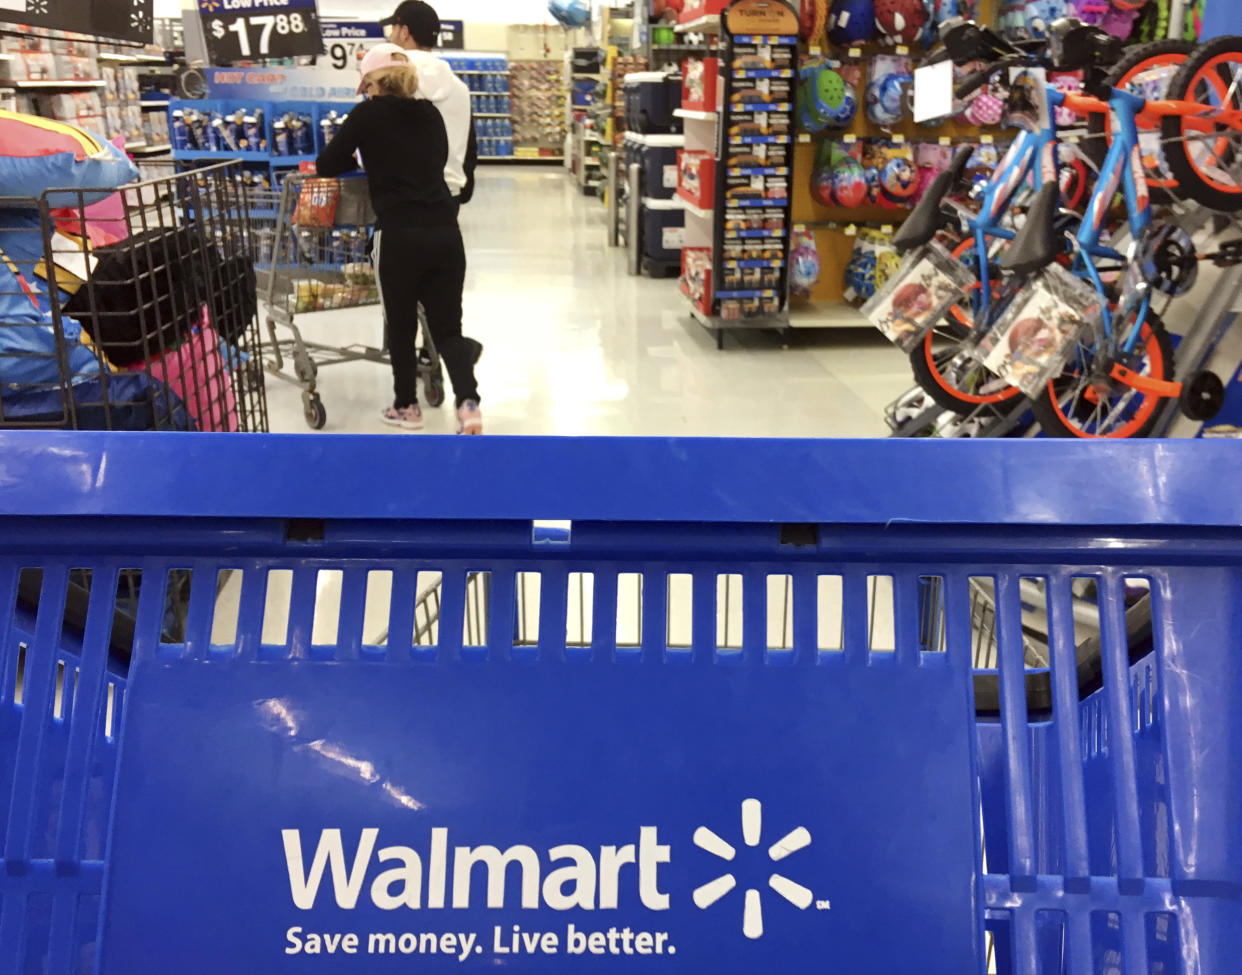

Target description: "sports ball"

left=881, top=157, right=918, bottom=204
left=866, top=75, right=908, bottom=127
left=808, top=67, right=858, bottom=129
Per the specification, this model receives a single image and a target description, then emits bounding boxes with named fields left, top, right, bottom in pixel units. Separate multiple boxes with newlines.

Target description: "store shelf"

left=787, top=300, right=870, bottom=329
left=676, top=190, right=713, bottom=220
left=622, top=132, right=685, bottom=147
left=675, top=14, right=721, bottom=34
left=642, top=196, right=685, bottom=211
left=459, top=70, right=510, bottom=75
left=0, top=79, right=107, bottom=89
left=475, top=113, right=511, bottom=118
left=140, top=99, right=169, bottom=109
left=129, top=143, right=172, bottom=155
left=674, top=108, right=717, bottom=122
left=689, top=303, right=788, bottom=330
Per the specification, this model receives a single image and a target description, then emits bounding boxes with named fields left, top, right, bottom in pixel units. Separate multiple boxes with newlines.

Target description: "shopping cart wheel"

left=303, top=394, right=327, bottom=430
left=425, top=379, right=446, bottom=409
left=294, top=353, right=318, bottom=384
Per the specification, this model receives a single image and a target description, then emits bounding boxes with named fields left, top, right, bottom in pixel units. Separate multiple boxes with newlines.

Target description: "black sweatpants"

left=373, top=223, right=479, bottom=408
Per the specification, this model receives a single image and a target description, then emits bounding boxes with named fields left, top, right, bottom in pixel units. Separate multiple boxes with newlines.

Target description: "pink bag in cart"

left=128, top=311, right=238, bottom=432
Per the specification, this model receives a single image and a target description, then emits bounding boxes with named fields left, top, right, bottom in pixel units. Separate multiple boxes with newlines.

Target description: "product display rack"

left=0, top=25, right=175, bottom=156
left=510, top=59, right=566, bottom=162
left=678, top=2, right=798, bottom=348
left=446, top=53, right=514, bottom=160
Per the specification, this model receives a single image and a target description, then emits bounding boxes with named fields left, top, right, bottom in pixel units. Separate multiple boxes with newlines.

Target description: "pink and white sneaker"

left=381, top=404, right=424, bottom=430
left=456, top=400, right=483, bottom=435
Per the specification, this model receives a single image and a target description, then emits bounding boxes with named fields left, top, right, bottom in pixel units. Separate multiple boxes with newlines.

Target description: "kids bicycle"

left=889, top=18, right=1236, bottom=438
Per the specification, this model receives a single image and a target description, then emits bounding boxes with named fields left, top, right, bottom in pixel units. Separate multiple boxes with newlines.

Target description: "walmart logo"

left=199, top=0, right=222, bottom=11
left=692, top=799, right=815, bottom=939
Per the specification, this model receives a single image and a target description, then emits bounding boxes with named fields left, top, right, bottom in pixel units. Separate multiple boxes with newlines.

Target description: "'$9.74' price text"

left=211, top=13, right=308, bottom=57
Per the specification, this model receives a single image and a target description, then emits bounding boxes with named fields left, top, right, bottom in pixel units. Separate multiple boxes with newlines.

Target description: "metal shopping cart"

left=0, top=160, right=268, bottom=432
left=1, top=434, right=1239, bottom=974
left=260, top=171, right=446, bottom=430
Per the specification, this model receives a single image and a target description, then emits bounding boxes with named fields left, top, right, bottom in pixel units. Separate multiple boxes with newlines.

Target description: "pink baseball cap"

left=357, top=43, right=413, bottom=93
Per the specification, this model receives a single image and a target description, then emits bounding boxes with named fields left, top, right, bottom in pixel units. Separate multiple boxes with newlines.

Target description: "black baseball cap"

left=381, top=1, right=441, bottom=48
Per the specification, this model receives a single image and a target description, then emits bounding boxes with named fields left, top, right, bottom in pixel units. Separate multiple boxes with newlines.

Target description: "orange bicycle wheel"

left=1161, top=37, right=1242, bottom=212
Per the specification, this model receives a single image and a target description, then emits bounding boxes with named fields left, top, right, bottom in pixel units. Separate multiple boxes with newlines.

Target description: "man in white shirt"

left=380, top=1, right=478, bottom=203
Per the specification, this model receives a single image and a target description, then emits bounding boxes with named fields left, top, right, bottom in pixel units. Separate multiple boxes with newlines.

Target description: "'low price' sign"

left=199, top=0, right=324, bottom=63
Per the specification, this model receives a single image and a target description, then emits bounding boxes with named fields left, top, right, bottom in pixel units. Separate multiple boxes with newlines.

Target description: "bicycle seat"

left=893, top=148, right=973, bottom=254
left=1000, top=182, right=1063, bottom=275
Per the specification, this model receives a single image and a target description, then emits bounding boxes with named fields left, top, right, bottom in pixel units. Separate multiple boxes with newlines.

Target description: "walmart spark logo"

left=199, top=0, right=222, bottom=12
left=692, top=799, right=816, bottom=939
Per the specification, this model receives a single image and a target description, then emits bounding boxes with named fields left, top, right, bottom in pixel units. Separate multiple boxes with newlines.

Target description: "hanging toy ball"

left=965, top=83, right=1006, bottom=127
left=811, top=163, right=837, bottom=206
left=866, top=73, right=912, bottom=127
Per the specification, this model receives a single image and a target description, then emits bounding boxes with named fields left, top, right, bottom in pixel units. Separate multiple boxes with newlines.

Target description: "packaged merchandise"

left=862, top=240, right=975, bottom=349
left=789, top=228, right=821, bottom=298
left=865, top=55, right=914, bottom=127
left=974, top=263, right=1103, bottom=396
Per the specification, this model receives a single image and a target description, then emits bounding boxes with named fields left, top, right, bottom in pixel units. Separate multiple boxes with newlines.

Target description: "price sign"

left=321, top=20, right=382, bottom=72
left=199, top=0, right=324, bottom=63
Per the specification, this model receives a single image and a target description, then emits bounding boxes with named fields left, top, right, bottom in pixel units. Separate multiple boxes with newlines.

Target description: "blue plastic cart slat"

left=0, top=435, right=1239, bottom=973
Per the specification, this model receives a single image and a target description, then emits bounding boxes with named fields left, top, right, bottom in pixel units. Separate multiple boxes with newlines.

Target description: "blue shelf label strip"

left=716, top=289, right=779, bottom=298
left=731, top=102, right=792, bottom=113
left=724, top=260, right=785, bottom=269
left=733, top=69, right=794, bottom=79
left=725, top=197, right=789, bottom=208
left=728, top=135, right=792, bottom=145
left=733, top=35, right=799, bottom=44
left=725, top=230, right=788, bottom=239
left=727, top=166, right=789, bottom=176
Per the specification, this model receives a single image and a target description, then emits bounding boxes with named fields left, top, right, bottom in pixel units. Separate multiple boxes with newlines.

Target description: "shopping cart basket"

left=0, top=434, right=1238, bottom=974
left=0, top=160, right=268, bottom=432
left=260, top=171, right=445, bottom=430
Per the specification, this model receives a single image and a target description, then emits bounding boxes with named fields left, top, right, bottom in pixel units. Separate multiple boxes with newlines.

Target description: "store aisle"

left=263, top=166, right=911, bottom=437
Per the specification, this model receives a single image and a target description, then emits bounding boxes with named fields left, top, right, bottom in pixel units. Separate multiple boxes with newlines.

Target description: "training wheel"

left=425, top=380, right=446, bottom=409
left=1179, top=370, right=1226, bottom=422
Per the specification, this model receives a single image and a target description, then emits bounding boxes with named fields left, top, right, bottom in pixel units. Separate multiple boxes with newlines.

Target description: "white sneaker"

left=381, top=404, right=424, bottom=430
left=456, top=400, right=483, bottom=435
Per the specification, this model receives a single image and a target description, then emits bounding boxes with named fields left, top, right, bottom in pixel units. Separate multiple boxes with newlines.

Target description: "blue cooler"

left=642, top=199, right=685, bottom=264
left=624, top=71, right=683, bottom=134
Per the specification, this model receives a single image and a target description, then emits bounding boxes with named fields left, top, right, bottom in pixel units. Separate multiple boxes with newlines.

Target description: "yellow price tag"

left=793, top=223, right=806, bottom=232
left=882, top=224, right=894, bottom=234
left=848, top=47, right=862, bottom=58
left=798, top=133, right=811, bottom=143
left=939, top=136, right=951, bottom=145
left=893, top=134, right=905, bottom=144
left=844, top=134, right=858, bottom=143
left=981, top=134, right=994, bottom=144
left=896, top=45, right=910, bottom=55
left=845, top=223, right=858, bottom=236
left=809, top=46, right=822, bottom=55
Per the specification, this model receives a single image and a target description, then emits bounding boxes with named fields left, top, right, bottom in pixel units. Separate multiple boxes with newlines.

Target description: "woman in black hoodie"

left=316, top=43, right=483, bottom=434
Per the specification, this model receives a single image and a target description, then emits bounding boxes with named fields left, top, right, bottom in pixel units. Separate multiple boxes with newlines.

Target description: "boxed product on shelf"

left=6, top=52, right=57, bottom=81
left=730, top=43, right=795, bottom=74
left=623, top=72, right=682, bottom=135
left=42, top=91, right=105, bottom=132
left=680, top=246, right=713, bottom=314
left=682, top=58, right=719, bottom=113
left=143, top=109, right=170, bottom=148
left=0, top=27, right=47, bottom=54
left=724, top=141, right=790, bottom=170
left=678, top=150, right=715, bottom=209
left=52, top=55, right=98, bottom=82
left=679, top=0, right=730, bottom=23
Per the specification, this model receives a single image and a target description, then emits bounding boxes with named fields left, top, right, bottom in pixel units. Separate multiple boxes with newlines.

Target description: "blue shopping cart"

left=0, top=432, right=1238, bottom=974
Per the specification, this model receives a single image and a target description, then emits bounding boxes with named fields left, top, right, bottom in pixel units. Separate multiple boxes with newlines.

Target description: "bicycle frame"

left=1055, top=86, right=1152, bottom=355
left=963, top=86, right=1062, bottom=330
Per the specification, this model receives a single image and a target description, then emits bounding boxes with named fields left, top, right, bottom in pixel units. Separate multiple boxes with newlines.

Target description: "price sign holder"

left=321, top=19, right=382, bottom=72
left=199, top=0, right=324, bottom=64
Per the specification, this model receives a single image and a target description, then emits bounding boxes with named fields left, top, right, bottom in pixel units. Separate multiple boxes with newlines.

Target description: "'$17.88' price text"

left=211, top=12, right=308, bottom=57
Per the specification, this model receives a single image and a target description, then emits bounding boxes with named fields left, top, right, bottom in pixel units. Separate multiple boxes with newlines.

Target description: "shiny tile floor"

left=262, top=165, right=910, bottom=438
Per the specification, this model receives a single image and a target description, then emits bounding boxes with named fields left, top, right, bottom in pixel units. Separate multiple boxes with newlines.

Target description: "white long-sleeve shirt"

left=402, top=48, right=471, bottom=197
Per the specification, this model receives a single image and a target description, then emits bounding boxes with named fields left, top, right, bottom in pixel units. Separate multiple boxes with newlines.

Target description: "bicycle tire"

left=1032, top=317, right=1174, bottom=439
left=909, top=330, right=1022, bottom=415
left=1085, top=40, right=1195, bottom=204
left=1161, top=36, right=1242, bottom=212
